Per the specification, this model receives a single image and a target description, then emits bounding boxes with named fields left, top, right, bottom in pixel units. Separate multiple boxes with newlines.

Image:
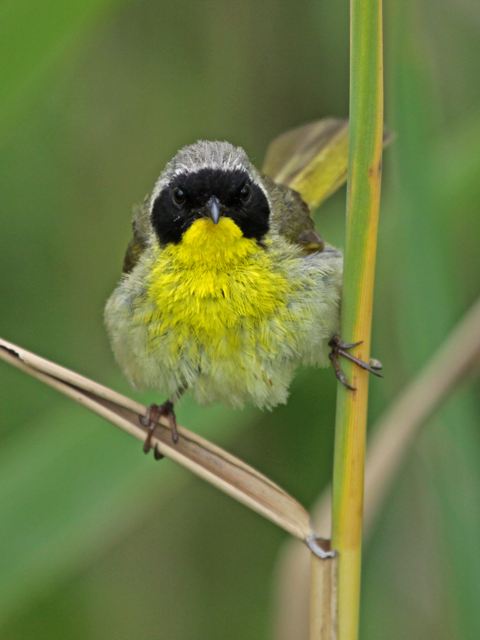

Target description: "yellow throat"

left=144, top=217, right=290, bottom=349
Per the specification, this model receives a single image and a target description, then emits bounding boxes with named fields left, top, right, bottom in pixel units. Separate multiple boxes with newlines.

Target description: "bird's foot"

left=140, top=400, right=179, bottom=460
left=328, top=336, right=383, bottom=391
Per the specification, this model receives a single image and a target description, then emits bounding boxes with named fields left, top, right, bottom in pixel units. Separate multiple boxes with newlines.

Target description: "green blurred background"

left=0, top=1, right=479, bottom=638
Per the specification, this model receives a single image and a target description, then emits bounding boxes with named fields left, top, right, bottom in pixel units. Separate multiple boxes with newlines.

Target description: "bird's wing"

left=262, top=175, right=325, bottom=252
left=262, top=118, right=349, bottom=211
left=122, top=197, right=151, bottom=274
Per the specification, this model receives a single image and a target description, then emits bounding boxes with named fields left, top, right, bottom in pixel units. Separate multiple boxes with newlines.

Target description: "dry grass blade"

left=274, top=296, right=480, bottom=640
left=262, top=118, right=392, bottom=211
left=262, top=118, right=348, bottom=209
left=0, top=337, right=313, bottom=543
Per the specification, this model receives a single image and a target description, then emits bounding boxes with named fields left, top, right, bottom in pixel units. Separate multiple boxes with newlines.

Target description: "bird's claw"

left=140, top=400, right=179, bottom=460
left=368, top=357, right=383, bottom=372
left=329, top=336, right=383, bottom=390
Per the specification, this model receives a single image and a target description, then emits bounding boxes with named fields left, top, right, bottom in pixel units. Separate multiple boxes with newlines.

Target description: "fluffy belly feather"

left=105, top=218, right=342, bottom=408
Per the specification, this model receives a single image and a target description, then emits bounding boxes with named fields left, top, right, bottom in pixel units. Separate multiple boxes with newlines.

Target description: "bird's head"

left=149, top=141, right=271, bottom=246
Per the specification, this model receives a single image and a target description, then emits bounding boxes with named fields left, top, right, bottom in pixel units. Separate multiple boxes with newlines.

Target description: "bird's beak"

left=206, top=196, right=221, bottom=224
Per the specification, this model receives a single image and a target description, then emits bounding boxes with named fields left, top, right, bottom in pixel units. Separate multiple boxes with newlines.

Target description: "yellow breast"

left=142, top=218, right=290, bottom=359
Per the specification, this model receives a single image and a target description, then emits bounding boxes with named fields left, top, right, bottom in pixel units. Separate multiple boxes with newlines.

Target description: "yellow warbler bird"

left=105, top=120, right=381, bottom=457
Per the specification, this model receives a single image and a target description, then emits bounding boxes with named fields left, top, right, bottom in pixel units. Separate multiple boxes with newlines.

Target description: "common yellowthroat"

left=105, top=120, right=381, bottom=457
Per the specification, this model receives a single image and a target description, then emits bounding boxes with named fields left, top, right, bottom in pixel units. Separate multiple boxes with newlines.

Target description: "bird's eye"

left=239, top=183, right=251, bottom=203
left=172, top=186, right=186, bottom=207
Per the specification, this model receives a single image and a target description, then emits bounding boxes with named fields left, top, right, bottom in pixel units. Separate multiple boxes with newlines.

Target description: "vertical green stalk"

left=331, top=1, right=383, bottom=639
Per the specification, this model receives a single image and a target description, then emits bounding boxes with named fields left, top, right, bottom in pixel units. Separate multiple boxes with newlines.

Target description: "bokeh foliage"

left=0, top=1, right=479, bottom=638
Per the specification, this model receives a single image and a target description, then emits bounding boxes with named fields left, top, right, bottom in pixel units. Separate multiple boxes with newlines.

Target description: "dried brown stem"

left=0, top=337, right=314, bottom=544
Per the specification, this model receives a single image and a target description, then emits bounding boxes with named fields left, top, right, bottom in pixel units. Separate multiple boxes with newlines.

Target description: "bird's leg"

left=140, top=404, right=164, bottom=460
left=329, top=346, right=355, bottom=391
left=140, top=400, right=179, bottom=460
left=328, top=335, right=383, bottom=391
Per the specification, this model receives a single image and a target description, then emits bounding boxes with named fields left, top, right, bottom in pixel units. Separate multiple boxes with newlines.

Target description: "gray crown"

left=150, top=140, right=268, bottom=210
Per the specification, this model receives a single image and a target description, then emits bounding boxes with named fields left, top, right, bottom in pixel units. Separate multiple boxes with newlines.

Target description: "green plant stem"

left=331, top=1, right=384, bottom=639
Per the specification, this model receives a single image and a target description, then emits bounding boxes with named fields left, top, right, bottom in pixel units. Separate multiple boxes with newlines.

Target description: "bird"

left=104, top=120, right=381, bottom=458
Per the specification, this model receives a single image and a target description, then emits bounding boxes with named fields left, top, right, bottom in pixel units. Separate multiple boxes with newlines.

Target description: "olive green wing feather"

left=122, top=197, right=151, bottom=274
left=262, top=175, right=325, bottom=252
